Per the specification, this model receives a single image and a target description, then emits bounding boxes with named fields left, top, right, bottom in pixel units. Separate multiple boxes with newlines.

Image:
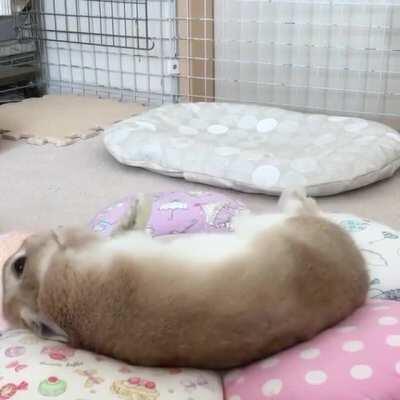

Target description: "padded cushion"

left=0, top=330, right=223, bottom=400
left=329, top=214, right=400, bottom=301
left=104, top=103, right=400, bottom=196
left=224, top=300, right=400, bottom=400
left=1, top=207, right=400, bottom=400
left=90, top=191, right=248, bottom=237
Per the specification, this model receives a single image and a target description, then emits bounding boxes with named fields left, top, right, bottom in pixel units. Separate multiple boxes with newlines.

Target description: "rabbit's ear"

left=50, top=227, right=98, bottom=249
left=20, top=307, right=68, bottom=343
left=51, top=228, right=67, bottom=249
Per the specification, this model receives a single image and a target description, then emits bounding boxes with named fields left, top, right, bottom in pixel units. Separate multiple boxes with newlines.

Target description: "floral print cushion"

left=0, top=330, right=223, bottom=400
left=329, top=214, right=400, bottom=301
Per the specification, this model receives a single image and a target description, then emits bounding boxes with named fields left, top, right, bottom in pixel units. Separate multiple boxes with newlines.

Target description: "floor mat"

left=0, top=94, right=145, bottom=146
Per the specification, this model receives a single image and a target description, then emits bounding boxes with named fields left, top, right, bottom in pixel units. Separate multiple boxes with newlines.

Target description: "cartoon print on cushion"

left=360, top=249, right=388, bottom=267
left=41, top=344, right=75, bottom=361
left=201, top=202, right=243, bottom=231
left=339, top=218, right=370, bottom=233
left=4, top=346, right=25, bottom=358
left=0, top=330, right=222, bottom=400
left=90, top=192, right=247, bottom=237
left=369, top=279, right=400, bottom=301
left=75, top=369, right=105, bottom=388
left=90, top=196, right=136, bottom=236
left=180, top=375, right=213, bottom=393
left=118, top=366, right=133, bottom=374
left=146, top=191, right=247, bottom=236
left=38, top=377, right=67, bottom=397
left=0, top=381, right=28, bottom=399
left=111, top=377, right=159, bottom=400
left=369, top=230, right=400, bottom=245
left=158, top=200, right=188, bottom=220
left=6, top=361, right=27, bottom=373
left=92, top=219, right=113, bottom=234
left=190, top=193, right=248, bottom=232
left=147, top=192, right=209, bottom=235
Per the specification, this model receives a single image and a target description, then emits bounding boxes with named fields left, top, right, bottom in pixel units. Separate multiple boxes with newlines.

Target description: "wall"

left=214, top=0, right=400, bottom=128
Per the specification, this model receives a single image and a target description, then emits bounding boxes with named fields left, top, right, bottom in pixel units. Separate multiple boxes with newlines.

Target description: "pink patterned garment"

left=90, top=191, right=248, bottom=237
left=224, top=300, right=400, bottom=400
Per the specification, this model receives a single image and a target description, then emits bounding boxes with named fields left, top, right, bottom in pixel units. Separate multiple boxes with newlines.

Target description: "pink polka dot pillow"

left=224, top=300, right=400, bottom=400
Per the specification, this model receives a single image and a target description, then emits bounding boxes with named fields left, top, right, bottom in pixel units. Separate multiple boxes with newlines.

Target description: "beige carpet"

left=0, top=95, right=145, bottom=146
left=1, top=133, right=400, bottom=232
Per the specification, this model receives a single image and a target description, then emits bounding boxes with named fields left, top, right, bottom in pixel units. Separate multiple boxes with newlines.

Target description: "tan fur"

left=2, top=192, right=368, bottom=369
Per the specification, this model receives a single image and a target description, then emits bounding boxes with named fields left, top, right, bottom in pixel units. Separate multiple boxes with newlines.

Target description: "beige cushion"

left=104, top=102, right=400, bottom=196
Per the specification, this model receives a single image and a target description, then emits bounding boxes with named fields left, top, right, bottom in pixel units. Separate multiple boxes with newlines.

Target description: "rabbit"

left=2, top=188, right=368, bottom=369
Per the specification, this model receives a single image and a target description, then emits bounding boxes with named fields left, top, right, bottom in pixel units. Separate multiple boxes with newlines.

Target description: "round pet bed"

left=104, top=103, right=400, bottom=196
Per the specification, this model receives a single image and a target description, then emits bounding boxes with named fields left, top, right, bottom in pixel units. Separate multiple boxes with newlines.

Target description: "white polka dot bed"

left=104, top=102, right=400, bottom=196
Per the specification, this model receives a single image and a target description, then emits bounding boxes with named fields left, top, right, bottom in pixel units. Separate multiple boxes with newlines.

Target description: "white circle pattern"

left=252, top=166, right=280, bottom=188
left=305, top=370, right=327, bottom=385
left=342, top=341, right=364, bottom=353
left=386, top=335, right=400, bottom=347
left=337, top=326, right=357, bottom=333
left=257, top=118, right=278, bottom=133
left=350, top=365, right=373, bottom=380
left=378, top=316, right=399, bottom=326
left=207, top=124, right=228, bottom=135
left=262, top=379, right=283, bottom=397
left=396, top=361, right=400, bottom=375
left=300, top=348, right=321, bottom=360
left=239, top=115, right=258, bottom=130
left=261, top=357, right=280, bottom=369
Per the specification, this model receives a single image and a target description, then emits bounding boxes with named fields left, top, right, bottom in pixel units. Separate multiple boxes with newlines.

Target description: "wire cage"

left=22, top=0, right=178, bottom=103
left=2, top=0, right=400, bottom=129
left=0, top=0, right=40, bottom=102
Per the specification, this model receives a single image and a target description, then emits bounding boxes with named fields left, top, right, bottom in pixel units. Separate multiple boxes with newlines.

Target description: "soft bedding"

left=104, top=103, right=400, bottom=196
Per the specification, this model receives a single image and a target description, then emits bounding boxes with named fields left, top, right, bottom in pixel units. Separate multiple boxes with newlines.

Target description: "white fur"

left=64, top=188, right=317, bottom=274
left=232, top=213, right=289, bottom=239
left=69, top=230, right=249, bottom=271
left=66, top=212, right=290, bottom=273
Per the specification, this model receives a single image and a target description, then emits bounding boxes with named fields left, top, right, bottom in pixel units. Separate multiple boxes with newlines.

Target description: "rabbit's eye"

left=13, top=256, right=26, bottom=277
